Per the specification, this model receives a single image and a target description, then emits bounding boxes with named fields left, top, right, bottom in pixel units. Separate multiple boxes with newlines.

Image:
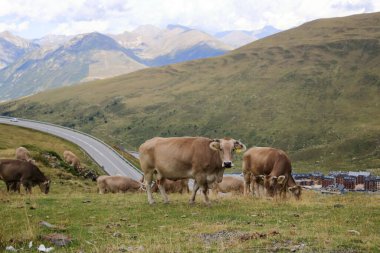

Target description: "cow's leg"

left=157, top=178, right=169, bottom=204
left=201, top=185, right=210, bottom=205
left=189, top=181, right=200, bottom=204
left=243, top=172, right=251, bottom=196
left=144, top=172, right=155, bottom=205
left=254, top=183, right=261, bottom=197
left=16, top=181, right=21, bottom=193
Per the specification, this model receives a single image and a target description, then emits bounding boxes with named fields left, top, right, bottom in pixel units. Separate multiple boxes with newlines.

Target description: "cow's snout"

left=223, top=161, right=232, bottom=168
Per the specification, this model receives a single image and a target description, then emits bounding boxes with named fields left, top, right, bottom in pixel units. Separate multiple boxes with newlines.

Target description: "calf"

left=212, top=176, right=244, bottom=195
left=151, top=179, right=189, bottom=194
left=97, top=175, right=144, bottom=194
left=0, top=159, right=50, bottom=194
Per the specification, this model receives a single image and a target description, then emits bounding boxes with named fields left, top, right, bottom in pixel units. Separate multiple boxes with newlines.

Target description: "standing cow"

left=15, top=147, right=35, bottom=164
left=63, top=150, right=83, bottom=172
left=97, top=175, right=144, bottom=194
left=139, top=137, right=246, bottom=205
left=242, top=147, right=301, bottom=199
left=212, top=176, right=244, bottom=195
left=0, top=159, right=50, bottom=194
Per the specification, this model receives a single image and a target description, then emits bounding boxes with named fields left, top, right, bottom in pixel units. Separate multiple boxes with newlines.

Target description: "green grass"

left=1, top=187, right=379, bottom=252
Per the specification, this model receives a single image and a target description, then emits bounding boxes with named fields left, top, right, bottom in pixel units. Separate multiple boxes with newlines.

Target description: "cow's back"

left=0, top=159, right=45, bottom=181
left=139, top=137, right=220, bottom=179
left=244, top=147, right=291, bottom=176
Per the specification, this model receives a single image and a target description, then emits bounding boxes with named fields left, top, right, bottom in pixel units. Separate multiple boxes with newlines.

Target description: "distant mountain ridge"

left=0, top=25, right=281, bottom=101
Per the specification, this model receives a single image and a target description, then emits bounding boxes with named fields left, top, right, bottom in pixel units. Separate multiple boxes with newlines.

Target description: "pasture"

left=1, top=124, right=379, bottom=252
left=0, top=186, right=379, bottom=252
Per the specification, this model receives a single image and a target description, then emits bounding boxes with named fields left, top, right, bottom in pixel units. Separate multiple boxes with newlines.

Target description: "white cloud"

left=0, top=0, right=379, bottom=38
left=0, top=21, right=29, bottom=32
left=53, top=20, right=109, bottom=35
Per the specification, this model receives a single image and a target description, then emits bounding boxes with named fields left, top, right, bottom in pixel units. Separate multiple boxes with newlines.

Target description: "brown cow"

left=63, top=150, right=83, bottom=172
left=139, top=137, right=246, bottom=204
left=212, top=176, right=244, bottom=195
left=97, top=175, right=144, bottom=194
left=0, top=159, right=50, bottom=194
left=151, top=179, right=189, bottom=194
left=242, top=147, right=301, bottom=199
left=15, top=147, right=35, bottom=164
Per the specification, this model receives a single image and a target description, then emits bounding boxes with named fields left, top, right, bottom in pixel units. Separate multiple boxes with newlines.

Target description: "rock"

left=39, top=221, right=56, bottom=229
left=5, top=246, right=17, bottom=252
left=113, top=232, right=122, bottom=238
left=347, top=229, right=360, bottom=236
left=42, top=233, right=72, bottom=247
left=37, top=244, right=54, bottom=252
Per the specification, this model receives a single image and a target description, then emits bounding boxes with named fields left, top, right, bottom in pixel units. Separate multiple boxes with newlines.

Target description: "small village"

left=293, top=171, right=380, bottom=194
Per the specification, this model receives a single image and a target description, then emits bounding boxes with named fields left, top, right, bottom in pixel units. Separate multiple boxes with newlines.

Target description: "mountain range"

left=0, top=25, right=280, bottom=101
left=1, top=12, right=379, bottom=171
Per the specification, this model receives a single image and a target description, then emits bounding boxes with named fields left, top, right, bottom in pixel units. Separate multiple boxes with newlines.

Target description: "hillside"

left=1, top=12, right=380, bottom=171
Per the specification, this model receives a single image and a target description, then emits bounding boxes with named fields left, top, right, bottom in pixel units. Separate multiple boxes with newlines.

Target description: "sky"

left=0, top=0, right=379, bottom=39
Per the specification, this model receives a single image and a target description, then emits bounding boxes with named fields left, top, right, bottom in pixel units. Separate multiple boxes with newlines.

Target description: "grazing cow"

left=63, top=150, right=83, bottom=172
left=139, top=137, right=246, bottom=204
left=0, top=159, right=50, bottom=194
left=97, top=175, right=144, bottom=194
left=151, top=179, right=190, bottom=194
left=242, top=147, right=301, bottom=199
left=262, top=174, right=287, bottom=198
left=15, top=147, right=35, bottom=164
left=212, top=176, right=244, bottom=195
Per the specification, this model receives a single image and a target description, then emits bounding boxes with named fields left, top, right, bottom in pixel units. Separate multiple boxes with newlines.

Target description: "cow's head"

left=263, top=175, right=278, bottom=197
left=288, top=185, right=302, bottom=200
left=209, top=138, right=246, bottom=168
left=39, top=180, right=50, bottom=194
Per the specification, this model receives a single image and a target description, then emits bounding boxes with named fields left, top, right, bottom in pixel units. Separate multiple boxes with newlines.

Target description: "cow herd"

left=0, top=136, right=302, bottom=206
left=138, top=136, right=302, bottom=205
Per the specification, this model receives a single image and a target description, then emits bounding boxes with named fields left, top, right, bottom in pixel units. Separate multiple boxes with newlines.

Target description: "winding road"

left=0, top=117, right=142, bottom=180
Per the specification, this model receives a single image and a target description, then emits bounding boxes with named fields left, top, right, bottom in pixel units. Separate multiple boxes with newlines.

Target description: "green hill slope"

left=1, top=12, right=380, bottom=171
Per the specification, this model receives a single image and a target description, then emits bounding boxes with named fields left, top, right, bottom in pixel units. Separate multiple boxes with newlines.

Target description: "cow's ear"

left=277, top=175, right=286, bottom=184
left=209, top=140, right=221, bottom=151
left=234, top=141, right=246, bottom=152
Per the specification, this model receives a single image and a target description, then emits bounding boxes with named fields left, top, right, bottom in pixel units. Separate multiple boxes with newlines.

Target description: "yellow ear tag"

left=235, top=148, right=242, bottom=153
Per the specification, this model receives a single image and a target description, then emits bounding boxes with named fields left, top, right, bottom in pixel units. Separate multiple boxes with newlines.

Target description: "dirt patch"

left=200, top=229, right=280, bottom=244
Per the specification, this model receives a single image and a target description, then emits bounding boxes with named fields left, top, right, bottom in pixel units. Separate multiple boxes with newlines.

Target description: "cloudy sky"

left=0, top=0, right=379, bottom=39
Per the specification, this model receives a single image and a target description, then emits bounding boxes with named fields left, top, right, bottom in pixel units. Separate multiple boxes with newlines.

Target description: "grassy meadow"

left=1, top=183, right=379, bottom=252
left=1, top=124, right=380, bottom=252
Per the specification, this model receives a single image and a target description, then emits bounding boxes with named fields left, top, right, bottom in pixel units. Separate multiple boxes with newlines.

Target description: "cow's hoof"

left=163, top=200, right=170, bottom=204
left=149, top=200, right=156, bottom=205
left=189, top=200, right=195, bottom=205
left=204, top=202, right=211, bottom=207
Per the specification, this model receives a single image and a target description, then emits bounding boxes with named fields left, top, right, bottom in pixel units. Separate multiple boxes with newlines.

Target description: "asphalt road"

left=0, top=117, right=142, bottom=180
